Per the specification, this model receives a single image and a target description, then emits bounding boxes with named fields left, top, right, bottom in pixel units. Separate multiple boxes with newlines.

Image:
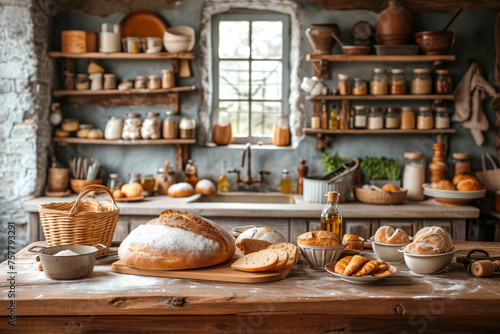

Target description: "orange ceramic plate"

left=120, top=10, right=167, bottom=38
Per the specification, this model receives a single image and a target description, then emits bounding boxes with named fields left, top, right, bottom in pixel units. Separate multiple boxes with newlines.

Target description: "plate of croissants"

left=423, top=173, right=486, bottom=206
left=324, top=255, right=397, bottom=283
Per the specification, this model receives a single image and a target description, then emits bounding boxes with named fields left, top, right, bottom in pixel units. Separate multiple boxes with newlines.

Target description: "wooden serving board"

left=111, top=256, right=291, bottom=283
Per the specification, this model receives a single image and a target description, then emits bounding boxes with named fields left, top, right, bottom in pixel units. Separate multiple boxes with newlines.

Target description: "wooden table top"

left=1, top=241, right=499, bottom=318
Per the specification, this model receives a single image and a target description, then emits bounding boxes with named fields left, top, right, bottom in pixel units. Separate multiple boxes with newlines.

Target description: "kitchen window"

left=212, top=10, right=290, bottom=144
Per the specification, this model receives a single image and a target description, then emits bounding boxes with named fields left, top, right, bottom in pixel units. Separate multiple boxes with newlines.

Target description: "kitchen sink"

left=192, top=192, right=296, bottom=204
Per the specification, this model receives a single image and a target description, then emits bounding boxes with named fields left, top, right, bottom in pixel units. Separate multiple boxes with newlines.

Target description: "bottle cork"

left=327, top=191, right=339, bottom=202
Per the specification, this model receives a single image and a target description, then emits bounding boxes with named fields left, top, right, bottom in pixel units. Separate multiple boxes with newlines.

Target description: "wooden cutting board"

left=111, top=256, right=291, bottom=283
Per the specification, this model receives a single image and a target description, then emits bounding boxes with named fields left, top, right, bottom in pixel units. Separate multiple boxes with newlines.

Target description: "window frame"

left=211, top=10, right=291, bottom=144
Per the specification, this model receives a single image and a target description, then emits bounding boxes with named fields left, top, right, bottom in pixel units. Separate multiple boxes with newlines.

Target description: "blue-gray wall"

left=52, top=1, right=498, bottom=191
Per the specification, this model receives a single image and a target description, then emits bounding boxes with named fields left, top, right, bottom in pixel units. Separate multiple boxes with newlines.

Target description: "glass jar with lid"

left=338, top=73, right=351, bottom=96
left=163, top=111, right=179, bottom=139
left=400, top=107, right=415, bottom=129
left=103, top=73, right=116, bottom=90
left=385, top=107, right=401, bottom=129
left=353, top=105, right=367, bottom=129
left=156, top=166, right=175, bottom=195
left=434, top=107, right=450, bottom=129
left=75, top=74, right=90, bottom=90
left=435, top=69, right=452, bottom=94
left=161, top=69, right=175, bottom=89
left=352, top=78, right=367, bottom=95
left=212, top=108, right=234, bottom=145
left=403, top=152, right=426, bottom=201
left=389, top=69, right=405, bottom=95
left=451, top=153, right=471, bottom=177
left=134, top=75, right=147, bottom=89
left=122, top=113, right=142, bottom=140
left=128, top=173, right=141, bottom=184
left=184, top=159, right=198, bottom=187
left=179, top=118, right=196, bottom=139
left=141, top=112, right=162, bottom=139
left=411, top=69, right=432, bottom=94
left=417, top=107, right=433, bottom=129
left=148, top=75, right=161, bottom=89
left=107, top=173, right=122, bottom=191
left=272, top=114, right=290, bottom=146
left=367, top=107, right=384, bottom=130
left=140, top=174, right=156, bottom=192
left=280, top=169, right=292, bottom=194
left=104, top=116, right=123, bottom=140
left=370, top=68, right=388, bottom=95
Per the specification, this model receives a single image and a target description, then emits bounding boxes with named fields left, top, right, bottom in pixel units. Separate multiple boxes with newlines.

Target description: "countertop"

left=1, top=241, right=499, bottom=333
left=23, top=193, right=480, bottom=219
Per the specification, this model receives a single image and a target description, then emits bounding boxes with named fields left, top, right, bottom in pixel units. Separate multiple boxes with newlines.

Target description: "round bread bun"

left=404, top=226, right=453, bottom=255
left=456, top=178, right=482, bottom=191
left=374, top=226, right=410, bottom=244
left=452, top=173, right=478, bottom=186
left=381, top=184, right=400, bottom=192
left=433, top=179, right=455, bottom=190
left=342, top=233, right=364, bottom=250
left=297, top=230, right=341, bottom=247
left=113, top=190, right=125, bottom=198
left=167, top=182, right=195, bottom=197
left=195, top=179, right=216, bottom=195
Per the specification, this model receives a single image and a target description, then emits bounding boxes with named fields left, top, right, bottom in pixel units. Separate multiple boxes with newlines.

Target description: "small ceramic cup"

left=146, top=37, right=162, bottom=53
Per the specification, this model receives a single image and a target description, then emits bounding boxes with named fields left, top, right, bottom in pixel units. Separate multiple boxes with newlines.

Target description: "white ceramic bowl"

left=399, top=246, right=457, bottom=275
left=163, top=26, right=195, bottom=52
left=297, top=242, right=348, bottom=270
left=369, top=236, right=412, bottom=263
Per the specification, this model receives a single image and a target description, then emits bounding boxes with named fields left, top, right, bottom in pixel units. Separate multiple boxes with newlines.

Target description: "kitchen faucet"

left=228, top=143, right=270, bottom=185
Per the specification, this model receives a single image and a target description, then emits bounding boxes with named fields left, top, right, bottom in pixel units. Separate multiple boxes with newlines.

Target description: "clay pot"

left=306, top=24, right=340, bottom=54
left=376, top=0, right=414, bottom=45
left=47, top=167, right=69, bottom=192
left=70, top=179, right=102, bottom=194
left=415, top=31, right=455, bottom=55
left=212, top=122, right=233, bottom=145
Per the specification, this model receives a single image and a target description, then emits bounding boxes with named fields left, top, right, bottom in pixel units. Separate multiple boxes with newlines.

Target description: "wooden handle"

left=471, top=260, right=496, bottom=277
left=69, top=184, right=118, bottom=215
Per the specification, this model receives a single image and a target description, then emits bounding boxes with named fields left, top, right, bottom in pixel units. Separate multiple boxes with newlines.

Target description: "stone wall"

left=0, top=0, right=52, bottom=260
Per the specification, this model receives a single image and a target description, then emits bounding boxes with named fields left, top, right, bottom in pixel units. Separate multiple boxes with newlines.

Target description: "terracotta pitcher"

left=376, top=0, right=414, bottom=45
left=306, top=24, right=340, bottom=54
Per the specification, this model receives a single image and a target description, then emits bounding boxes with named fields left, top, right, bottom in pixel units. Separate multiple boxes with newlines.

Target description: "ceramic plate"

left=120, top=10, right=167, bottom=38
left=324, top=261, right=397, bottom=284
left=114, top=196, right=145, bottom=202
left=423, top=184, right=486, bottom=199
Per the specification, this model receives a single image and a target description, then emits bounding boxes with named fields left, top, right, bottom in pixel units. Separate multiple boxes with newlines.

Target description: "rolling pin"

left=470, top=260, right=500, bottom=277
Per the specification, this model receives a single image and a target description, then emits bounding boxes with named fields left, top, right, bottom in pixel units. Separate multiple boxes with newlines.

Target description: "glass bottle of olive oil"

left=320, top=191, right=343, bottom=236
left=217, top=160, right=229, bottom=193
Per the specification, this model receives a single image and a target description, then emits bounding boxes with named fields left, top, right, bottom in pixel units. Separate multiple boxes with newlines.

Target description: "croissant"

left=373, top=265, right=396, bottom=277
left=334, top=256, right=353, bottom=275
left=352, top=260, right=378, bottom=277
left=343, top=255, right=370, bottom=276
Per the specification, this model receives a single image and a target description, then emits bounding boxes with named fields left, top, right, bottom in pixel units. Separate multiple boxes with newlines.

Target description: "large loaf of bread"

left=118, top=210, right=235, bottom=270
left=404, top=226, right=453, bottom=255
left=235, top=227, right=286, bottom=255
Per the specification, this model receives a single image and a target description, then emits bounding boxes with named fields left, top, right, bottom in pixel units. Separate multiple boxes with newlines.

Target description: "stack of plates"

left=422, top=184, right=486, bottom=206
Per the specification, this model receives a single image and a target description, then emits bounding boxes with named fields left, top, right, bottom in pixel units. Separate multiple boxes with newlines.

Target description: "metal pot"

left=29, top=244, right=106, bottom=280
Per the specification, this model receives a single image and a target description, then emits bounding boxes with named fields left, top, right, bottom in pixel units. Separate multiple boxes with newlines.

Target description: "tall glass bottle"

left=320, top=191, right=343, bottom=236
left=218, top=160, right=229, bottom=193
left=280, top=169, right=292, bottom=194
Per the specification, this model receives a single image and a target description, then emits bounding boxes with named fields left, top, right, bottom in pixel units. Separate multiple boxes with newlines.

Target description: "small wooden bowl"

left=354, top=185, right=407, bottom=205
left=70, top=179, right=102, bottom=194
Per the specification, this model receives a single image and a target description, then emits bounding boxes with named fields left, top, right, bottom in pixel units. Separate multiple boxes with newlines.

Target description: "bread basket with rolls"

left=354, top=185, right=407, bottom=205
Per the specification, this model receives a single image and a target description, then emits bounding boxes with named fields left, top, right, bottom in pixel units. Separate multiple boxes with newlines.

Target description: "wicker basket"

left=38, top=184, right=119, bottom=257
left=354, top=185, right=407, bottom=205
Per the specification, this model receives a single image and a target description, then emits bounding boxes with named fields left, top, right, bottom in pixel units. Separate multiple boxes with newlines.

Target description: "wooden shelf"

left=306, top=54, right=456, bottom=62
left=48, top=52, right=195, bottom=60
left=307, top=94, right=454, bottom=101
left=52, top=86, right=196, bottom=97
left=53, top=137, right=196, bottom=145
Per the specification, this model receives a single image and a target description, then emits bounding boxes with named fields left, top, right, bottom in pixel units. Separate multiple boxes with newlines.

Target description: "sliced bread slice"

left=267, top=242, right=299, bottom=270
left=269, top=249, right=289, bottom=271
left=231, top=249, right=279, bottom=272
left=237, top=239, right=272, bottom=255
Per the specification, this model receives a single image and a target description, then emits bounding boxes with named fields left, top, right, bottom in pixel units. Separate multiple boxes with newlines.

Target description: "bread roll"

left=235, top=227, right=286, bottom=255
left=374, top=226, right=410, bottom=244
left=381, top=184, right=400, bottom=192
left=343, top=234, right=364, bottom=250
left=195, top=179, right=216, bottom=195
left=297, top=230, right=341, bottom=246
left=167, top=182, right=195, bottom=197
left=119, top=210, right=235, bottom=270
left=404, top=226, right=453, bottom=255
left=434, top=179, right=455, bottom=190
left=452, top=173, right=478, bottom=186
left=456, top=175, right=482, bottom=191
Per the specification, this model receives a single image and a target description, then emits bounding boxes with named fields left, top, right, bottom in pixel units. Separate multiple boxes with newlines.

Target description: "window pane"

left=252, top=21, right=283, bottom=59
left=251, top=102, right=281, bottom=136
left=219, top=61, right=249, bottom=99
left=219, top=21, right=250, bottom=59
left=219, top=101, right=249, bottom=136
left=251, top=61, right=282, bottom=100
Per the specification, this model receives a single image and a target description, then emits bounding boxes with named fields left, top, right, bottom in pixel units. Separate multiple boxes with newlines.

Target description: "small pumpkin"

left=121, top=183, right=143, bottom=198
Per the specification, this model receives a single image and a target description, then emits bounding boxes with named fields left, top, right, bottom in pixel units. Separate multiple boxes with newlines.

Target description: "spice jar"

left=338, top=74, right=351, bottom=96
left=148, top=75, right=161, bottom=90
left=107, top=173, right=122, bottom=192
left=352, top=78, right=367, bottom=95
left=311, top=116, right=320, bottom=129
left=272, top=115, right=290, bottom=146
left=451, top=153, right=471, bottom=177
left=103, top=73, right=116, bottom=90
left=411, top=69, right=432, bottom=94
left=122, top=113, right=142, bottom=140
left=417, top=107, right=433, bottom=129
left=163, top=111, right=179, bottom=139
left=141, top=112, right=162, bottom=139
left=435, top=69, right=452, bottom=94
left=184, top=159, right=198, bottom=187
left=403, top=152, right=425, bottom=201
left=75, top=74, right=89, bottom=90
left=156, top=166, right=175, bottom=195
left=161, top=69, right=175, bottom=89
left=140, top=174, right=156, bottom=192
left=179, top=118, right=196, bottom=139
left=126, top=37, right=141, bottom=53
left=370, top=68, right=388, bottom=95
left=385, top=107, right=401, bottom=129
left=134, top=75, right=147, bottom=89
left=353, top=105, right=367, bottom=129
left=76, top=124, right=93, bottom=138
left=89, top=72, right=103, bottom=90
left=128, top=173, right=141, bottom=184
left=367, top=107, right=384, bottom=130
left=389, top=69, right=405, bottom=95
left=434, top=107, right=450, bottom=129
left=104, top=116, right=123, bottom=140
left=400, top=107, right=415, bottom=129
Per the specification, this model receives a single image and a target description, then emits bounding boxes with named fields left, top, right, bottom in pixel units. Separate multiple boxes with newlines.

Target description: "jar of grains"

left=103, top=73, right=116, bottom=90
left=338, top=74, right=351, bottom=95
left=367, top=107, right=384, bottom=129
left=411, top=69, right=432, bottom=94
left=451, top=153, right=471, bottom=177
left=148, top=75, right=161, bottom=89
left=434, top=107, right=450, bottom=129
left=370, top=68, right=388, bottom=95
left=385, top=107, right=401, bottom=129
left=122, top=113, right=142, bottom=140
left=353, top=105, right=367, bottom=129
left=400, top=107, right=415, bottom=129
left=161, top=69, right=175, bottom=89
left=104, top=116, right=123, bottom=140
left=141, top=112, right=162, bottom=139
left=435, top=69, right=452, bottom=94
left=403, top=152, right=426, bottom=201
left=417, top=107, right=433, bottom=129
left=134, top=75, right=147, bottom=89
left=352, top=78, right=367, bottom=95
left=389, top=69, right=405, bottom=95
left=162, top=111, right=179, bottom=139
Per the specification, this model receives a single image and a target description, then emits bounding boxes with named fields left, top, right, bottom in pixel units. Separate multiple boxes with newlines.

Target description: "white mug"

left=146, top=37, right=163, bottom=53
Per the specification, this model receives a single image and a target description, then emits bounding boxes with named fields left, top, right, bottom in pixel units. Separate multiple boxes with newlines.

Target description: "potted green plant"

left=360, top=156, right=401, bottom=187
